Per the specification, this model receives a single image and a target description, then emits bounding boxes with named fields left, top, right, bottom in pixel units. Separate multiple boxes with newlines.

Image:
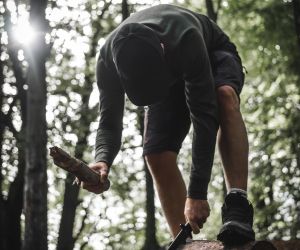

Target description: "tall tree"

left=0, top=27, right=5, bottom=250
left=1, top=1, right=28, bottom=249
left=138, top=108, right=161, bottom=250
left=205, top=0, right=221, bottom=22
left=118, top=0, right=161, bottom=248
left=290, top=0, right=300, bottom=238
left=56, top=2, right=112, bottom=250
left=23, top=0, right=49, bottom=249
left=293, top=0, right=300, bottom=50
left=220, top=0, right=300, bottom=239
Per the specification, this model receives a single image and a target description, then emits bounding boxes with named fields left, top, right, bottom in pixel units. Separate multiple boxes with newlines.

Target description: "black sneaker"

left=217, top=192, right=255, bottom=246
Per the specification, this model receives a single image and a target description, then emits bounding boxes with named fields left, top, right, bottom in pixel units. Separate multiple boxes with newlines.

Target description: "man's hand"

left=81, top=162, right=110, bottom=194
left=184, top=198, right=210, bottom=234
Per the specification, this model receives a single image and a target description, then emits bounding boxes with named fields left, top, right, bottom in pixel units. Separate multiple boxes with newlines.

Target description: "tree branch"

left=3, top=0, right=27, bottom=123
left=205, top=0, right=217, bottom=22
left=216, top=0, right=222, bottom=13
left=49, top=146, right=110, bottom=189
left=79, top=211, right=102, bottom=250
left=5, top=95, right=18, bottom=118
left=1, top=112, right=18, bottom=138
left=73, top=200, right=92, bottom=244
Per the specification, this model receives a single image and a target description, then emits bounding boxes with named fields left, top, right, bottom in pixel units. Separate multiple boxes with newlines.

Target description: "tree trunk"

left=205, top=0, right=218, bottom=22
left=292, top=0, right=300, bottom=50
left=5, top=10, right=27, bottom=250
left=56, top=113, right=93, bottom=250
left=0, top=30, right=6, bottom=250
left=119, top=2, right=160, bottom=248
left=5, top=126, right=26, bottom=250
left=0, top=33, right=3, bottom=194
left=122, top=0, right=129, bottom=21
left=56, top=87, right=92, bottom=250
left=23, top=0, right=48, bottom=249
left=6, top=150, right=25, bottom=250
left=142, top=159, right=161, bottom=250
left=56, top=149, right=83, bottom=250
left=291, top=0, right=300, bottom=238
left=137, top=108, right=161, bottom=250
left=1, top=1, right=28, bottom=250
left=56, top=2, right=111, bottom=248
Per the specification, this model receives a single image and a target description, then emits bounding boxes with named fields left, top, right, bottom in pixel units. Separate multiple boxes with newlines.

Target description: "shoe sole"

left=217, top=221, right=255, bottom=246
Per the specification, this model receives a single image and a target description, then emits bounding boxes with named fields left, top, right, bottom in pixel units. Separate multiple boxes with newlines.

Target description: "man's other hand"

left=184, top=198, right=210, bottom=234
left=82, top=162, right=110, bottom=194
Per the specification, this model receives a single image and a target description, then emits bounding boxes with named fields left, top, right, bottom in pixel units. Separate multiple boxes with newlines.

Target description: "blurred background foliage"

left=0, top=0, right=299, bottom=249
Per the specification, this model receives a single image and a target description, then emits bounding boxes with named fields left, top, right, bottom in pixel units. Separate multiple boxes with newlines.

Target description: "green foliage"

left=219, top=0, right=300, bottom=240
left=1, top=0, right=300, bottom=249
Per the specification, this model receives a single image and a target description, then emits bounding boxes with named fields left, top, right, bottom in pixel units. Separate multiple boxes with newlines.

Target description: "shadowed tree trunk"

left=137, top=108, right=161, bottom=250
left=5, top=14, right=27, bottom=250
left=205, top=0, right=221, bottom=22
left=0, top=30, right=6, bottom=250
left=0, top=1, right=28, bottom=250
left=122, top=0, right=129, bottom=21
left=56, top=88, right=99, bottom=250
left=293, top=0, right=300, bottom=50
left=56, top=43, right=97, bottom=250
left=23, top=0, right=48, bottom=249
left=291, top=0, right=300, bottom=238
left=56, top=146, right=85, bottom=250
left=119, top=1, right=160, bottom=248
left=56, top=3, right=111, bottom=249
left=6, top=148, right=25, bottom=250
left=205, top=0, right=227, bottom=201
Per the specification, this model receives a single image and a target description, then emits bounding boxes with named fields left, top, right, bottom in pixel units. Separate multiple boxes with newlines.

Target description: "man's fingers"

left=82, top=179, right=109, bottom=193
left=88, top=164, right=109, bottom=183
left=82, top=184, right=105, bottom=194
left=82, top=182, right=96, bottom=190
left=188, top=218, right=204, bottom=234
left=184, top=198, right=210, bottom=234
left=189, top=221, right=200, bottom=234
left=82, top=162, right=110, bottom=194
left=100, top=171, right=108, bottom=183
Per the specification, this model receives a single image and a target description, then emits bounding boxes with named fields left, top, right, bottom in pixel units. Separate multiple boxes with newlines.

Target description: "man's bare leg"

left=217, top=85, right=248, bottom=191
left=145, top=151, right=186, bottom=237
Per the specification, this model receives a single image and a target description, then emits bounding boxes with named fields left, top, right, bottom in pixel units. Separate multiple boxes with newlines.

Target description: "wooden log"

left=272, top=240, right=300, bottom=250
left=178, top=240, right=277, bottom=250
left=49, top=146, right=109, bottom=188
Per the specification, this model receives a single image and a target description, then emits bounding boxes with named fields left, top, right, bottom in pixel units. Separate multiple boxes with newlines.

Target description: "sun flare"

left=13, top=21, right=36, bottom=45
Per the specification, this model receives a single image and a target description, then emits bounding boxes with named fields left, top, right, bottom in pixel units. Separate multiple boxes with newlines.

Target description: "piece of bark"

left=179, top=240, right=276, bottom=250
left=49, top=146, right=104, bottom=186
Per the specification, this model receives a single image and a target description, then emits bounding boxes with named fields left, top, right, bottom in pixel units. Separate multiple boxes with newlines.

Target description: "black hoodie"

left=95, top=4, right=238, bottom=199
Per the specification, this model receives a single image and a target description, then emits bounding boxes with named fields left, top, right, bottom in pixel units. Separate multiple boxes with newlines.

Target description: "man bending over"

left=83, top=4, right=255, bottom=245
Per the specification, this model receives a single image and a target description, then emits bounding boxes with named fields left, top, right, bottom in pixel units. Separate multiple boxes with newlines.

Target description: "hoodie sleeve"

left=95, top=57, right=125, bottom=166
left=180, top=30, right=219, bottom=200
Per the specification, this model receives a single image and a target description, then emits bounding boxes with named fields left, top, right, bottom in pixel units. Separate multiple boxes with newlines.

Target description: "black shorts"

left=143, top=50, right=245, bottom=156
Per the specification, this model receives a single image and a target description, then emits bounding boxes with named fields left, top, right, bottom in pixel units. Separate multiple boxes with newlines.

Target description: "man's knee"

left=145, top=151, right=177, bottom=173
left=145, top=154, right=160, bottom=169
left=217, top=85, right=240, bottom=112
